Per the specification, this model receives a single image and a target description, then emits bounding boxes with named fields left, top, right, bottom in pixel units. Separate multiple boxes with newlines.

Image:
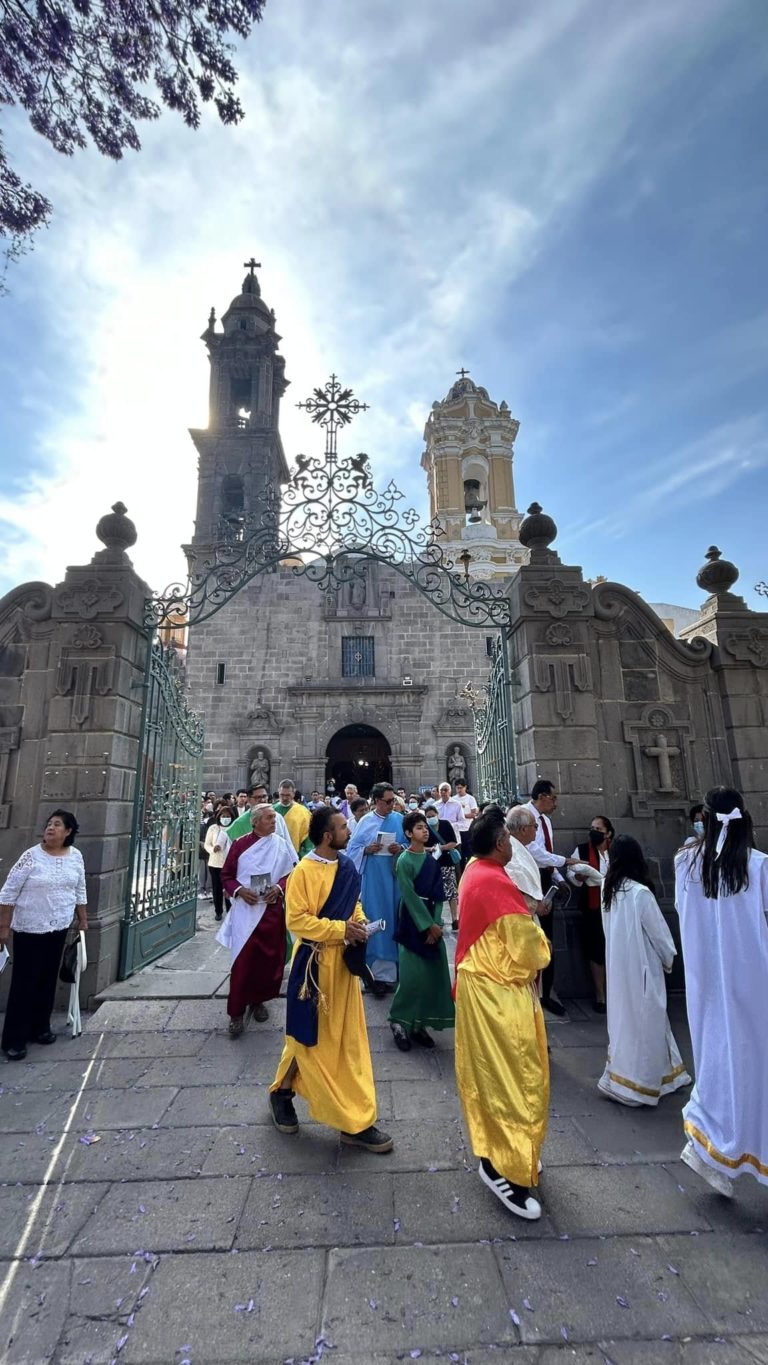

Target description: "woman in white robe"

left=599, top=835, right=690, bottom=1107
left=675, top=786, right=768, bottom=1195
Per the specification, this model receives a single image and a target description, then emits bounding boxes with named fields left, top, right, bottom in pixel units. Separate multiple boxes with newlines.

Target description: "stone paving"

left=2, top=908, right=768, bottom=1364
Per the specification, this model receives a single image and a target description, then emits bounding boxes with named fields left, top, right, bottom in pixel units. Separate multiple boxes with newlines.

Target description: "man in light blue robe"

left=347, top=781, right=405, bottom=995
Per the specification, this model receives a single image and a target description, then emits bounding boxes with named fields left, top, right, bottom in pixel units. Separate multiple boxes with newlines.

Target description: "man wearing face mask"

left=685, top=804, right=705, bottom=846
left=199, top=796, right=217, bottom=900
left=205, top=803, right=237, bottom=921
left=568, top=816, right=615, bottom=1013
left=423, top=803, right=461, bottom=931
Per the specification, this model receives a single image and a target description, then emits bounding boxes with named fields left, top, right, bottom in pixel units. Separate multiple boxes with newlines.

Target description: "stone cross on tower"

left=243, top=257, right=261, bottom=275
left=644, top=732, right=680, bottom=792
left=456, top=367, right=470, bottom=379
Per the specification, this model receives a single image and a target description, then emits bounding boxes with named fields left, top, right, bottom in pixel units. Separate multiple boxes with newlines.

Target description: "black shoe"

left=269, top=1088, right=299, bottom=1134
left=341, top=1124, right=394, bottom=1153
left=3, top=1046, right=27, bottom=1061
left=390, top=1023, right=411, bottom=1052
left=214, top=913, right=223, bottom=921
left=410, top=1028, right=435, bottom=1049
left=478, top=1159, right=541, bottom=1220
left=248, top=1003, right=269, bottom=1023
left=593, top=1001, right=607, bottom=1015
left=33, top=1031, right=57, bottom=1045
left=542, top=997, right=567, bottom=1018
left=370, top=981, right=388, bottom=998
left=451, top=920, right=459, bottom=932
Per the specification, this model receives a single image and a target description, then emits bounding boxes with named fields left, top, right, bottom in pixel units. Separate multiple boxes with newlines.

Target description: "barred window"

left=342, top=637, right=375, bottom=678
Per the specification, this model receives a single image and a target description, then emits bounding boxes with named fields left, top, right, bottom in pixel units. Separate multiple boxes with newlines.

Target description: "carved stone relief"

left=622, top=705, right=696, bottom=817
left=544, top=622, right=573, bottom=647
left=524, top=579, right=591, bottom=618
left=533, top=654, right=592, bottom=721
left=724, top=628, right=768, bottom=668
left=55, top=579, right=124, bottom=619
left=0, top=724, right=20, bottom=828
left=56, top=650, right=115, bottom=726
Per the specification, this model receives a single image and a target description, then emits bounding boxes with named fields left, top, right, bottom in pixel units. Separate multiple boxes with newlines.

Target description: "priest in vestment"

left=347, top=781, right=405, bottom=995
left=218, top=805, right=295, bottom=1035
left=269, top=806, right=393, bottom=1153
left=598, top=835, right=690, bottom=1108
left=676, top=787, right=768, bottom=1195
left=389, top=811, right=454, bottom=1051
left=273, top=779, right=313, bottom=857
left=228, top=783, right=297, bottom=862
left=455, top=808, right=551, bottom=1221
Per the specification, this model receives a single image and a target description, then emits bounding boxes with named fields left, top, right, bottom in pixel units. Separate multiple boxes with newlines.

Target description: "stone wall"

left=0, top=506, right=150, bottom=1006
left=185, top=558, right=493, bottom=796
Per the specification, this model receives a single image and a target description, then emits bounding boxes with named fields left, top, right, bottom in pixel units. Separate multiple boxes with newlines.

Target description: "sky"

left=1, top=0, right=767, bottom=610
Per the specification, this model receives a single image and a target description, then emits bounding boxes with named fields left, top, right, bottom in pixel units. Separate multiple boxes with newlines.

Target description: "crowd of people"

left=0, top=779, right=765, bottom=1226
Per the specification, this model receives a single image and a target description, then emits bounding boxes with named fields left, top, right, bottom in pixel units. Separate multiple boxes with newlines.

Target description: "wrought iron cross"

left=243, top=257, right=261, bottom=275
left=456, top=367, right=470, bottom=379
left=297, top=373, right=369, bottom=462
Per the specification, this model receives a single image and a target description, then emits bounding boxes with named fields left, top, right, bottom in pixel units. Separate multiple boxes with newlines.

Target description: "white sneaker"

left=478, top=1162, right=542, bottom=1220
left=681, top=1140, right=733, bottom=1198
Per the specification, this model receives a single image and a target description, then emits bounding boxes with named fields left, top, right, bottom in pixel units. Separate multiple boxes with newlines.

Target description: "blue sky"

left=0, top=0, right=766, bottom=609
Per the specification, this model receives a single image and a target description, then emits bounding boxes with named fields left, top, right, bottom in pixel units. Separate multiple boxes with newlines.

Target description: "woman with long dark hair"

left=0, top=810, right=87, bottom=1060
left=675, top=786, right=768, bottom=1196
left=569, top=814, right=614, bottom=1013
left=598, top=834, right=690, bottom=1108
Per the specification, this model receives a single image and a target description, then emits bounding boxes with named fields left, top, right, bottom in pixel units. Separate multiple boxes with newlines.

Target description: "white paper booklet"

left=0, top=945, right=9, bottom=975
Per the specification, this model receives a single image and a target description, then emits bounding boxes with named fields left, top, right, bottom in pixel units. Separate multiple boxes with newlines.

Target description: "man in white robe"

left=599, top=856, right=690, bottom=1108
left=675, top=795, right=768, bottom=1194
left=218, top=805, right=296, bottom=1035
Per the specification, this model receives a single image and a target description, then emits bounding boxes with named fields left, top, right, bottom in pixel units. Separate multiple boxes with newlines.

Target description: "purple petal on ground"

left=657, top=1290, right=669, bottom=1302
left=558, top=1234, right=570, bottom=1241
left=451, top=1296, right=459, bottom=1308
left=587, top=1258, right=598, bottom=1266
left=662, top=1335, right=673, bottom=1341
left=130, top=1263, right=137, bottom=1274
left=127, top=1314, right=135, bottom=1328
left=427, top=1164, right=438, bottom=1173
left=667, top=1264, right=679, bottom=1275
left=630, top=1248, right=639, bottom=1257
left=410, top=1353, right=422, bottom=1361
left=138, top=1205, right=146, bottom=1214
left=616, top=1296, right=629, bottom=1308
left=509, top=1309, right=520, bottom=1325
left=523, top=1298, right=534, bottom=1311
left=115, top=1337, right=129, bottom=1354
left=393, top=1218, right=401, bottom=1232
left=560, top=1326, right=569, bottom=1341
left=367, top=1299, right=378, bottom=1310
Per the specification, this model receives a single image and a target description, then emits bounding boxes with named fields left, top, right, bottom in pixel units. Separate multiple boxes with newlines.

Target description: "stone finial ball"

left=696, top=545, right=739, bottom=596
left=96, top=502, right=138, bottom=553
left=519, top=502, right=558, bottom=551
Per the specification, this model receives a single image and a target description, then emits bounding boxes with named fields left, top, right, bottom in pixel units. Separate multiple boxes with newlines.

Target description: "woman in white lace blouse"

left=0, top=809, right=87, bottom=1061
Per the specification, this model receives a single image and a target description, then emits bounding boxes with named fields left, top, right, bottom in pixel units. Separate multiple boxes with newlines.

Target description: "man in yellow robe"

left=455, top=807, right=551, bottom=1220
left=273, top=779, right=313, bottom=857
left=269, top=806, right=393, bottom=1153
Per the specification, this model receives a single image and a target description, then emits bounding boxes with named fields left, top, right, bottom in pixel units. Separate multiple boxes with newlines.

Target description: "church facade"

left=184, top=267, right=527, bottom=795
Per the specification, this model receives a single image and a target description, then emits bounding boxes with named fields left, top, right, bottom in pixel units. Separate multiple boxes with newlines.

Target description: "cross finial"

left=243, top=257, right=261, bottom=276
left=456, top=367, right=470, bottom=380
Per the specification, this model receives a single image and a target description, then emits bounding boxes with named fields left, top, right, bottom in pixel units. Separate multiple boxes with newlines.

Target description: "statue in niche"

left=249, top=748, right=270, bottom=790
left=346, top=570, right=367, bottom=611
left=447, top=745, right=467, bottom=786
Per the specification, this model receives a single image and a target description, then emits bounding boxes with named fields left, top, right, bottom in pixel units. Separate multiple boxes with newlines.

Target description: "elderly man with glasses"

left=347, top=781, right=405, bottom=996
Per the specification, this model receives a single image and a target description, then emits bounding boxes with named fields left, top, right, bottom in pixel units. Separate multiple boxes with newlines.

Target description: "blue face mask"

left=408, top=800, right=419, bottom=810
left=427, top=817, right=438, bottom=828
left=693, top=820, right=705, bottom=837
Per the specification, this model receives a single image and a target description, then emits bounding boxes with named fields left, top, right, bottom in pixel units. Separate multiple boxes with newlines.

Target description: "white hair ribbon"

left=714, top=807, right=742, bottom=859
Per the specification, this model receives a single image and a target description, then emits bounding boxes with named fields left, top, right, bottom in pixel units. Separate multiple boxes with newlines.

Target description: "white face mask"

left=408, top=800, right=418, bottom=810
left=427, top=817, right=438, bottom=828
left=219, top=817, right=232, bottom=827
left=693, top=820, right=705, bottom=837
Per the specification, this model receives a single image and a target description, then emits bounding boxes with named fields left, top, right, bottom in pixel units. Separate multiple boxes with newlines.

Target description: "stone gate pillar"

left=0, top=504, right=150, bottom=1006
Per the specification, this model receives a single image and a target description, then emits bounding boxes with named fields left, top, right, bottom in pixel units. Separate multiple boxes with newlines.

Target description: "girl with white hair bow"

left=675, top=785, right=768, bottom=1196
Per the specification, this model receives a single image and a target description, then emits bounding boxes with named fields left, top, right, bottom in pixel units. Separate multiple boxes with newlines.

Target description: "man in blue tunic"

left=347, top=781, right=405, bottom=996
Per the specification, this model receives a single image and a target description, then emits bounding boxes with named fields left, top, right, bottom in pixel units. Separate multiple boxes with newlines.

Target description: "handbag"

left=59, top=936, right=79, bottom=984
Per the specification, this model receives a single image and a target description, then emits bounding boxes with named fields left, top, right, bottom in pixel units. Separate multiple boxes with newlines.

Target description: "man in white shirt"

left=437, top=783, right=463, bottom=841
left=523, top=780, right=579, bottom=1018
left=454, top=780, right=479, bottom=867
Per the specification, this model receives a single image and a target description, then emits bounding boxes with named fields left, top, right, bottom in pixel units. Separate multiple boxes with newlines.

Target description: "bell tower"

left=187, top=259, right=289, bottom=557
left=421, top=371, right=526, bottom=580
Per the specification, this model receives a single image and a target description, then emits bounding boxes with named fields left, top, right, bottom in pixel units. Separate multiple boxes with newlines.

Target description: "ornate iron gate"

left=462, top=633, right=518, bottom=807
left=119, top=641, right=204, bottom=979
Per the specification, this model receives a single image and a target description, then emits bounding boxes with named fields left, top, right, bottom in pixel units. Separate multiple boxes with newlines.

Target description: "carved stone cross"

left=243, top=257, right=261, bottom=276
left=644, top=732, right=680, bottom=792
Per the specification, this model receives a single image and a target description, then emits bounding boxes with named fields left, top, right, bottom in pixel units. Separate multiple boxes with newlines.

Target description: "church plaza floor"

left=1, top=902, right=767, bottom=1365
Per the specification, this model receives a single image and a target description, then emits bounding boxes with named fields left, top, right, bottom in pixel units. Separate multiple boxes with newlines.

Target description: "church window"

left=216, top=662, right=226, bottom=684
left=342, top=637, right=375, bottom=678
left=221, top=475, right=244, bottom=516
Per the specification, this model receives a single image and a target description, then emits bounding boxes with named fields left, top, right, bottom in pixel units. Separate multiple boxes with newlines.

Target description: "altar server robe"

left=675, top=846, right=768, bottom=1186
left=347, top=808, right=405, bottom=982
left=599, top=878, right=690, bottom=1107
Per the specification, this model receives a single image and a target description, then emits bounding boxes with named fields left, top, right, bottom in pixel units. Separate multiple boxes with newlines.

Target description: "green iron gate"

left=119, top=640, right=204, bottom=979
left=463, top=633, right=518, bottom=807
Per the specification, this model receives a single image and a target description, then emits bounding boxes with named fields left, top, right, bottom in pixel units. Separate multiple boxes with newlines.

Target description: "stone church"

left=184, top=266, right=527, bottom=796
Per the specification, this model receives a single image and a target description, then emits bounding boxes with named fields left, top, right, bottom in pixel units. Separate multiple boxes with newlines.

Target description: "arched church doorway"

left=326, top=724, right=392, bottom=796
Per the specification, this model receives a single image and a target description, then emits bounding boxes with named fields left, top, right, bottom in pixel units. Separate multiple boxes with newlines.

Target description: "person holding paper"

left=219, top=804, right=295, bottom=1036
left=1, top=809, right=88, bottom=1061
left=389, top=811, right=455, bottom=1051
left=270, top=806, right=393, bottom=1153
left=567, top=815, right=614, bottom=1013
left=347, top=782, right=405, bottom=996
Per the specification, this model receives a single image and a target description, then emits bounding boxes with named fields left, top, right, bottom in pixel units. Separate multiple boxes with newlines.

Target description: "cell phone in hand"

left=542, top=885, right=558, bottom=905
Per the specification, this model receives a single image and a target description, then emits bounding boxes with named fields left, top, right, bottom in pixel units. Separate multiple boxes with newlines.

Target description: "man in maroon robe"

left=219, top=805, right=295, bottom=1037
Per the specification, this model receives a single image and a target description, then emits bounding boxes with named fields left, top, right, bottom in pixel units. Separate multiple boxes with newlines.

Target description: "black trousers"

left=209, top=866, right=229, bottom=919
left=1, top=928, right=68, bottom=1051
left=539, top=869, right=556, bottom=1001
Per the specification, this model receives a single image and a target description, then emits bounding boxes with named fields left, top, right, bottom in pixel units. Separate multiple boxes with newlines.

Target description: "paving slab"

left=71, top=1174, right=251, bottom=1254
left=98, top=969, right=229, bottom=1000
left=201, top=1123, right=341, bottom=1176
left=235, top=1170, right=396, bottom=1249
left=83, top=1001, right=179, bottom=1031
left=138, top=1055, right=248, bottom=1087
left=119, top=1248, right=326, bottom=1364
left=541, top=1163, right=711, bottom=1237
left=574, top=1102, right=690, bottom=1164
left=535, top=1345, right=757, bottom=1365
left=80, top=1029, right=211, bottom=1059
left=321, top=1242, right=518, bottom=1354
left=541, top=1117, right=601, bottom=1167
left=161, top=1083, right=271, bottom=1127
left=6, top=1057, right=153, bottom=1092
left=66, top=1086, right=178, bottom=1132
left=167, top=998, right=285, bottom=1031
left=494, top=1236, right=710, bottom=1345
left=0, top=1180, right=110, bottom=1258
left=657, top=1232, right=768, bottom=1334
left=664, top=1159, right=768, bottom=1233
left=0, top=1088, right=70, bottom=1133
left=0, top=1258, right=71, bottom=1363
left=60, top=1125, right=220, bottom=1182
left=393, top=1167, right=555, bottom=1243
left=337, top=1116, right=468, bottom=1173
left=390, top=1077, right=463, bottom=1121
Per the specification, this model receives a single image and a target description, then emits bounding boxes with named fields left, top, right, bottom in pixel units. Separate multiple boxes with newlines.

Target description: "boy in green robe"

left=389, top=811, right=455, bottom=1051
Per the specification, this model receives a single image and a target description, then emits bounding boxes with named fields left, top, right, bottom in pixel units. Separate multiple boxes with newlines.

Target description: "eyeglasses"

left=381, top=797, right=395, bottom=805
